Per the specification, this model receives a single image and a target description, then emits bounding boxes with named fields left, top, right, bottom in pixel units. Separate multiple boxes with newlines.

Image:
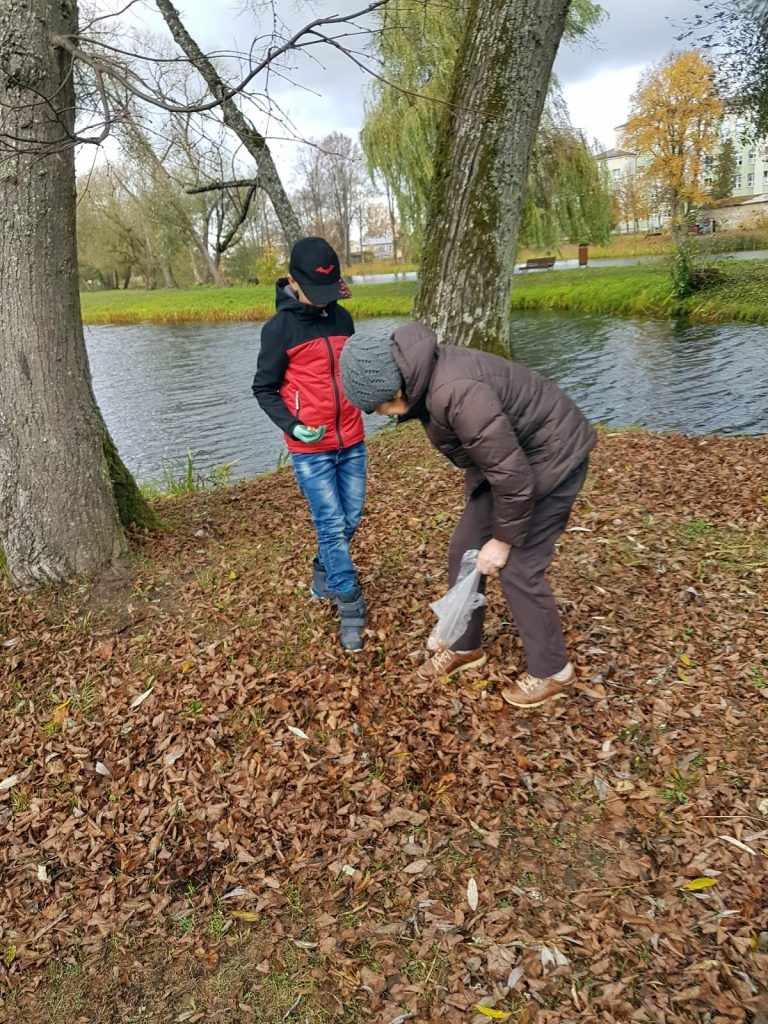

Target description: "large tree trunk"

left=162, top=260, right=179, bottom=289
left=0, top=0, right=135, bottom=588
left=414, top=0, right=572, bottom=353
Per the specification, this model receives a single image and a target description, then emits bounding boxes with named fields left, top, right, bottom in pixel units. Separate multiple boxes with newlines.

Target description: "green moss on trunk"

left=103, top=433, right=161, bottom=530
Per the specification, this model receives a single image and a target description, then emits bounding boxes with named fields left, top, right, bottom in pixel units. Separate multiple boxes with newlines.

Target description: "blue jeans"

left=291, top=442, right=367, bottom=594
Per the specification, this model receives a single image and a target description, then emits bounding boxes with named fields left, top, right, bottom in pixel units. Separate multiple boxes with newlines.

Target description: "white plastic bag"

left=427, top=549, right=487, bottom=652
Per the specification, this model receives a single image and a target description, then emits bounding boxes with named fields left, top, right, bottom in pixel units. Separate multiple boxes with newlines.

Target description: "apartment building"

left=599, top=116, right=768, bottom=232
left=716, top=114, right=768, bottom=197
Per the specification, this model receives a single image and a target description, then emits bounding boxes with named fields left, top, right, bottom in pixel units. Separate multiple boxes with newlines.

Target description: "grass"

left=509, top=258, right=768, bottom=323
left=139, top=451, right=236, bottom=500
left=81, top=236, right=768, bottom=327
left=81, top=279, right=420, bottom=325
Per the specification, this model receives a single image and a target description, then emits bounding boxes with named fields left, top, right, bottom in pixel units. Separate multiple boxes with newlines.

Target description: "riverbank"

left=1, top=426, right=766, bottom=1024
left=81, top=257, right=768, bottom=326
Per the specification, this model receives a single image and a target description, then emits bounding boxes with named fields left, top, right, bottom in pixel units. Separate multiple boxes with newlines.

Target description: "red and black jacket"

left=252, top=280, right=364, bottom=454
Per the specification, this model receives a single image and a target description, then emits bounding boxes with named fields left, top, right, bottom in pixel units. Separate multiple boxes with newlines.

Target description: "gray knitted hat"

left=340, top=333, right=403, bottom=414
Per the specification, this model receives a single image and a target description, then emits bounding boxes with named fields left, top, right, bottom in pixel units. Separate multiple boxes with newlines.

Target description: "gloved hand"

left=292, top=423, right=327, bottom=444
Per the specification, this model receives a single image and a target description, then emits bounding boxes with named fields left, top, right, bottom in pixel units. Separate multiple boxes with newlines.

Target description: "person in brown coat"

left=339, top=321, right=596, bottom=708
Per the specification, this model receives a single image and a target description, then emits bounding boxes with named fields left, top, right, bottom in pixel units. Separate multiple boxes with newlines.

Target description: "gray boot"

left=330, top=587, right=366, bottom=651
left=310, top=558, right=328, bottom=600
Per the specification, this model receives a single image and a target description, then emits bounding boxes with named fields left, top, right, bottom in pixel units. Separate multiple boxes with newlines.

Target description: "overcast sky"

left=269, top=0, right=704, bottom=174
left=113, top=0, right=707, bottom=180
left=556, top=0, right=703, bottom=150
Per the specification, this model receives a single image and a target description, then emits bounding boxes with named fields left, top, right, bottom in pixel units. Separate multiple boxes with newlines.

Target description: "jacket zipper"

left=322, top=331, right=343, bottom=446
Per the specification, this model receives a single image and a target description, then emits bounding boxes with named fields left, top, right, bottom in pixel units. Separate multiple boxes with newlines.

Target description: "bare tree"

left=320, top=132, right=368, bottom=265
left=292, top=133, right=369, bottom=260
left=293, top=144, right=332, bottom=239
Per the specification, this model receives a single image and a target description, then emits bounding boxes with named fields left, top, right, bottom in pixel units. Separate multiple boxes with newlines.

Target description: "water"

left=350, top=251, right=768, bottom=280
left=84, top=313, right=768, bottom=485
left=511, top=311, right=768, bottom=437
left=349, top=271, right=418, bottom=284
left=84, top=320, right=391, bottom=485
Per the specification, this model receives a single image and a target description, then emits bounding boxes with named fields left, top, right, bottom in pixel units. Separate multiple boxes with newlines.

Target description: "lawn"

left=81, top=253, right=768, bottom=328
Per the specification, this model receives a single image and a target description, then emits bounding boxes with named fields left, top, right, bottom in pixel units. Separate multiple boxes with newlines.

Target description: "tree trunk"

left=162, top=260, right=179, bottom=288
left=414, top=0, right=572, bottom=353
left=386, top=186, right=399, bottom=265
left=0, top=0, right=145, bottom=588
left=101, top=429, right=160, bottom=532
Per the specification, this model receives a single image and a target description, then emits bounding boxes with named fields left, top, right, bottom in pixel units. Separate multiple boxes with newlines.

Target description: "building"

left=716, top=114, right=768, bottom=198
left=349, top=234, right=400, bottom=263
left=598, top=115, right=768, bottom=233
left=597, top=146, right=665, bottom=234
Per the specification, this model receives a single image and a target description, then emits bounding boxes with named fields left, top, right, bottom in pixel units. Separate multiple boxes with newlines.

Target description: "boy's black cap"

left=289, top=236, right=352, bottom=305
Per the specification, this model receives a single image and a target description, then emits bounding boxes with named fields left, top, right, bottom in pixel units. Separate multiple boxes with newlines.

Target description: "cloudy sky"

left=556, top=0, right=703, bottom=149
left=115, top=0, right=707, bottom=179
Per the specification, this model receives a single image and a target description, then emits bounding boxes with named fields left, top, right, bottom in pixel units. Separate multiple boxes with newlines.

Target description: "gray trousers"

left=449, top=459, right=588, bottom=678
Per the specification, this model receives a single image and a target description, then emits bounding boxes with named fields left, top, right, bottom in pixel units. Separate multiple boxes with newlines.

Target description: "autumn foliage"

left=0, top=426, right=766, bottom=1023
left=621, top=51, right=725, bottom=220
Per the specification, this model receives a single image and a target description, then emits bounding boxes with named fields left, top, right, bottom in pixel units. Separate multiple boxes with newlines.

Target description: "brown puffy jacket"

left=392, top=322, right=597, bottom=546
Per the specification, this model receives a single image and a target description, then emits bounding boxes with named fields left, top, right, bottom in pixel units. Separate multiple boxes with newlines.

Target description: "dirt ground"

left=1, top=425, right=766, bottom=1023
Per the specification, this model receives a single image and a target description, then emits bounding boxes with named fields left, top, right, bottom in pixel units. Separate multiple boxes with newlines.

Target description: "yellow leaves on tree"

left=620, top=50, right=724, bottom=219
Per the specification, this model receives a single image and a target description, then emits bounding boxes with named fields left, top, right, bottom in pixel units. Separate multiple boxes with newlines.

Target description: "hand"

left=292, top=423, right=327, bottom=444
left=476, top=538, right=511, bottom=576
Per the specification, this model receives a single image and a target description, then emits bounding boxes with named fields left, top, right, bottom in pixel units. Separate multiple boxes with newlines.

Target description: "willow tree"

left=363, top=0, right=607, bottom=257
left=620, top=51, right=724, bottom=222
left=520, top=93, right=613, bottom=249
left=360, top=1, right=460, bottom=252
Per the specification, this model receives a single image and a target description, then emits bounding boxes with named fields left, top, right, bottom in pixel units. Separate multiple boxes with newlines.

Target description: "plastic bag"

left=427, top=549, right=487, bottom=652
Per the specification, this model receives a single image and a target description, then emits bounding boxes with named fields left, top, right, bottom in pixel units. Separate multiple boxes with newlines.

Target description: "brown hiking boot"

left=501, top=665, right=575, bottom=708
left=416, top=648, right=487, bottom=681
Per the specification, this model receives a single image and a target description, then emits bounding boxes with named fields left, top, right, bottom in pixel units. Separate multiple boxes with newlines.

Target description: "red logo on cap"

left=315, top=264, right=337, bottom=275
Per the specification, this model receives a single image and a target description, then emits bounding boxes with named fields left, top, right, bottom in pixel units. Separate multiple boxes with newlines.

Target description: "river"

left=84, top=312, right=768, bottom=486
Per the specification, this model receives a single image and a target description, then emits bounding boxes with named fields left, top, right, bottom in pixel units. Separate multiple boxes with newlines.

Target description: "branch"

left=53, top=0, right=391, bottom=118
left=185, top=179, right=259, bottom=194
left=215, top=186, right=258, bottom=254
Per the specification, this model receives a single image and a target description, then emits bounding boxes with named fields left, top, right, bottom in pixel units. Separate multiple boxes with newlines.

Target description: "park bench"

left=519, top=256, right=556, bottom=270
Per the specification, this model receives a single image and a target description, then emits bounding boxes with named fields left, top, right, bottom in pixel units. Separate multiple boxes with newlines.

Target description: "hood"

left=392, top=322, right=438, bottom=407
left=273, top=278, right=335, bottom=319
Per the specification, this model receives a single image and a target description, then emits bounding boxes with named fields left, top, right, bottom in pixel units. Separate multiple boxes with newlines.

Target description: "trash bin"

left=578, top=243, right=589, bottom=267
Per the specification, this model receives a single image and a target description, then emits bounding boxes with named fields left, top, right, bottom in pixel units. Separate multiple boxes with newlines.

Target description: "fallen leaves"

left=0, top=426, right=766, bottom=1024
left=680, top=877, right=719, bottom=891
left=466, top=877, right=479, bottom=911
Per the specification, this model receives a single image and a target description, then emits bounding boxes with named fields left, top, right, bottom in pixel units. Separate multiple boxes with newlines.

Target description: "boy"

left=252, top=237, right=367, bottom=651
left=339, top=321, right=596, bottom=705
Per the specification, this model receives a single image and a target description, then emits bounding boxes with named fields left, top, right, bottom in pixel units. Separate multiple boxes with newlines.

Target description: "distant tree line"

left=77, top=129, right=391, bottom=290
